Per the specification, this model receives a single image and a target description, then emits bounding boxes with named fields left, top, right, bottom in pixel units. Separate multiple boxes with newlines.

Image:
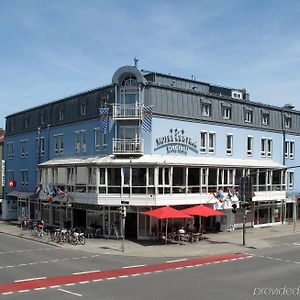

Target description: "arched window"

left=120, top=75, right=139, bottom=106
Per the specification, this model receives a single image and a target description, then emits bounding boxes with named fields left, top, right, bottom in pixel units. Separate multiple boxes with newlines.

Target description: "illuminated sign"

left=8, top=180, right=16, bottom=188
left=155, top=128, right=198, bottom=154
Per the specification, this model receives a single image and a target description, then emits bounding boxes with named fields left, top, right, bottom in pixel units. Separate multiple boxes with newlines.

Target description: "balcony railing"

left=113, top=104, right=142, bottom=119
left=113, top=138, right=144, bottom=155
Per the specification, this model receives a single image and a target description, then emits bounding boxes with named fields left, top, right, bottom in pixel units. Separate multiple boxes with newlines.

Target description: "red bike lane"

left=0, top=252, right=250, bottom=294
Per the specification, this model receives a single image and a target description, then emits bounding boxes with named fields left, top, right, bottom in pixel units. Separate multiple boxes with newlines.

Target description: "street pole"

left=293, top=199, right=297, bottom=233
left=242, top=213, right=246, bottom=246
left=122, top=210, right=125, bottom=252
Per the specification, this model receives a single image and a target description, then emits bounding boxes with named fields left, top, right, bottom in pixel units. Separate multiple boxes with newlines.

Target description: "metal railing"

left=113, top=104, right=142, bottom=119
left=113, top=138, right=144, bottom=155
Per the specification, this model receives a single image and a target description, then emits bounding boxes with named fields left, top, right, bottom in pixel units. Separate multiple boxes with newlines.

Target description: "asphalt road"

left=1, top=233, right=300, bottom=299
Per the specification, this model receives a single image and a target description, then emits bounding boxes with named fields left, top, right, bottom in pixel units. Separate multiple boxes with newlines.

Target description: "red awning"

left=181, top=205, right=224, bottom=217
left=143, top=206, right=193, bottom=219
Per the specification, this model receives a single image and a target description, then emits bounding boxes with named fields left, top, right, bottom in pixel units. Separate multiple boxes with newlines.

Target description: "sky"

left=1, top=0, right=300, bottom=129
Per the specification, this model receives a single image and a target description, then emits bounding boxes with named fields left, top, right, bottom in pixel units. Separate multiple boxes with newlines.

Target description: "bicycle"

left=70, top=227, right=86, bottom=245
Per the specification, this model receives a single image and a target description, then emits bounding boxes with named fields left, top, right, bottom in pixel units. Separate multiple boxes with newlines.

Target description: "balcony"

left=113, top=104, right=142, bottom=119
left=113, top=138, right=144, bottom=156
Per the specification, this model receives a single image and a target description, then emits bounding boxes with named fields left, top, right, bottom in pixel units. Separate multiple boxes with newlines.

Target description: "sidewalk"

left=1, top=221, right=300, bottom=258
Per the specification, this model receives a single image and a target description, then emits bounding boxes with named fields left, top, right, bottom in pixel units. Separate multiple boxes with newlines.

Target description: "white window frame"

left=202, top=103, right=211, bottom=117
left=285, top=116, right=291, bottom=128
left=266, top=139, right=272, bottom=157
left=261, top=138, right=272, bottom=158
left=288, top=171, right=294, bottom=189
left=226, top=134, right=233, bottom=155
left=94, top=128, right=101, bottom=151
left=244, top=109, right=253, bottom=123
left=247, top=136, right=253, bottom=156
left=262, top=113, right=269, bottom=126
left=261, top=138, right=266, bottom=157
left=200, top=131, right=207, bottom=153
left=290, top=141, right=295, bottom=159
left=285, top=141, right=289, bottom=159
left=54, top=134, right=64, bottom=155
left=7, top=142, right=14, bottom=159
left=21, top=169, right=29, bottom=187
left=20, top=139, right=28, bottom=159
left=208, top=132, right=216, bottom=154
left=222, top=105, right=231, bottom=120
left=36, top=137, right=45, bottom=156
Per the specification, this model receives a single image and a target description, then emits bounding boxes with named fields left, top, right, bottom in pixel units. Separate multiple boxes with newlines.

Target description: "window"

left=208, top=132, right=216, bottom=153
left=36, top=137, right=45, bottom=156
left=200, top=131, right=216, bottom=154
left=23, top=117, right=29, bottom=129
left=120, top=76, right=139, bottom=106
left=80, top=102, right=87, bottom=116
left=200, top=131, right=207, bottom=153
left=54, top=134, right=64, bottom=155
left=232, top=91, right=242, bottom=99
left=247, top=136, right=253, bottom=156
left=7, top=170, right=14, bottom=181
left=287, top=171, right=294, bottom=189
left=58, top=107, right=64, bottom=121
left=222, top=105, right=231, bottom=120
left=285, top=140, right=295, bottom=159
left=7, top=142, right=14, bottom=159
left=261, top=138, right=272, bottom=158
left=74, top=130, right=87, bottom=154
left=40, top=111, right=45, bottom=125
left=262, top=112, right=269, bottom=126
left=94, top=128, right=107, bottom=151
left=244, top=109, right=253, bottom=123
left=20, top=140, right=28, bottom=158
left=226, top=134, right=233, bottom=155
left=21, top=170, right=29, bottom=187
left=285, top=116, right=291, bottom=128
left=202, top=102, right=211, bottom=117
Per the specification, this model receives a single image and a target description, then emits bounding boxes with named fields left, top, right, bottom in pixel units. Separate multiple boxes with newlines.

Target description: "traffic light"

left=232, top=203, right=237, bottom=214
left=119, top=206, right=127, bottom=217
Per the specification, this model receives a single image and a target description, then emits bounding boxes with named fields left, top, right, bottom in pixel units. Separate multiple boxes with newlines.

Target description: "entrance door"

left=125, top=213, right=137, bottom=239
left=73, top=209, right=86, bottom=228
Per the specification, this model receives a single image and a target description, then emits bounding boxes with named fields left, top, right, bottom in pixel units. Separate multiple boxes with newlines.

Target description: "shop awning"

left=7, top=191, right=37, bottom=199
left=39, top=154, right=286, bottom=169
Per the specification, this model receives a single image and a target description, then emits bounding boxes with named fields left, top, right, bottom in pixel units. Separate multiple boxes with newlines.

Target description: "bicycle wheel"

left=79, top=235, right=86, bottom=245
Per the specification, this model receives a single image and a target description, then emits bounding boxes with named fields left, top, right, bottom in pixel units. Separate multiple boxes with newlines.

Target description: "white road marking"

left=50, top=285, right=61, bottom=288
left=73, top=270, right=100, bottom=275
left=65, top=283, right=76, bottom=286
left=79, top=281, right=90, bottom=284
left=123, top=264, right=145, bottom=269
left=18, top=290, right=30, bottom=293
left=119, top=275, right=129, bottom=278
left=34, top=287, right=46, bottom=291
left=166, top=258, right=187, bottom=263
left=58, top=289, right=82, bottom=297
left=106, top=277, right=116, bottom=280
left=131, top=273, right=141, bottom=277
left=92, top=279, right=103, bottom=282
left=2, top=292, right=13, bottom=295
left=14, top=276, right=47, bottom=282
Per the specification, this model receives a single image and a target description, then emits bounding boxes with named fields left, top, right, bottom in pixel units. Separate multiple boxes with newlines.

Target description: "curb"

left=0, top=230, right=61, bottom=248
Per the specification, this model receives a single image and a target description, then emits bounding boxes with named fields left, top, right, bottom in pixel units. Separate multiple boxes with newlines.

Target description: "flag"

left=35, top=184, right=42, bottom=195
left=99, top=107, right=109, bottom=134
left=142, top=105, right=153, bottom=132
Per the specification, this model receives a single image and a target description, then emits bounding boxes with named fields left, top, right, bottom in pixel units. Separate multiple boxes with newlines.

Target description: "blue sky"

left=1, top=0, right=300, bottom=128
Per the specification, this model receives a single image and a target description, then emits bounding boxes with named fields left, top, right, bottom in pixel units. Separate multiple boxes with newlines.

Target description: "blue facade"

left=3, top=63, right=300, bottom=236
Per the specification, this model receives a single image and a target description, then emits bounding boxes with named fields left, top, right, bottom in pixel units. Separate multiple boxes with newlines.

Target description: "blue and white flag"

left=141, top=105, right=153, bottom=132
left=99, top=107, right=109, bottom=134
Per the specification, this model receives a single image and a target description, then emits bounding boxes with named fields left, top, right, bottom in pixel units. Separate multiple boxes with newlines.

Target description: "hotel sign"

left=155, top=128, right=198, bottom=154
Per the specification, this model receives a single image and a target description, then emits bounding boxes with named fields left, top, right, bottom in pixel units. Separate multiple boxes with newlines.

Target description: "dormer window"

left=232, top=90, right=242, bottom=99
left=222, top=103, right=231, bottom=120
left=202, top=101, right=211, bottom=117
left=58, top=107, right=64, bottom=121
left=262, top=112, right=269, bottom=126
left=80, top=102, right=87, bottom=116
left=40, top=111, right=45, bottom=125
left=244, top=108, right=253, bottom=123
left=285, top=116, right=292, bottom=128
left=23, top=117, right=29, bottom=129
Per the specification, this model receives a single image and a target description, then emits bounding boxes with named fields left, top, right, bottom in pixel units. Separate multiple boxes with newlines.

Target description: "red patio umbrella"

left=181, top=205, right=224, bottom=232
left=143, top=206, right=193, bottom=243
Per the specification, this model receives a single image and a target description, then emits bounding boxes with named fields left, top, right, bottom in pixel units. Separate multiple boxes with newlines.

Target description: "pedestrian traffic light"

left=232, top=203, right=237, bottom=214
left=119, top=206, right=127, bottom=217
